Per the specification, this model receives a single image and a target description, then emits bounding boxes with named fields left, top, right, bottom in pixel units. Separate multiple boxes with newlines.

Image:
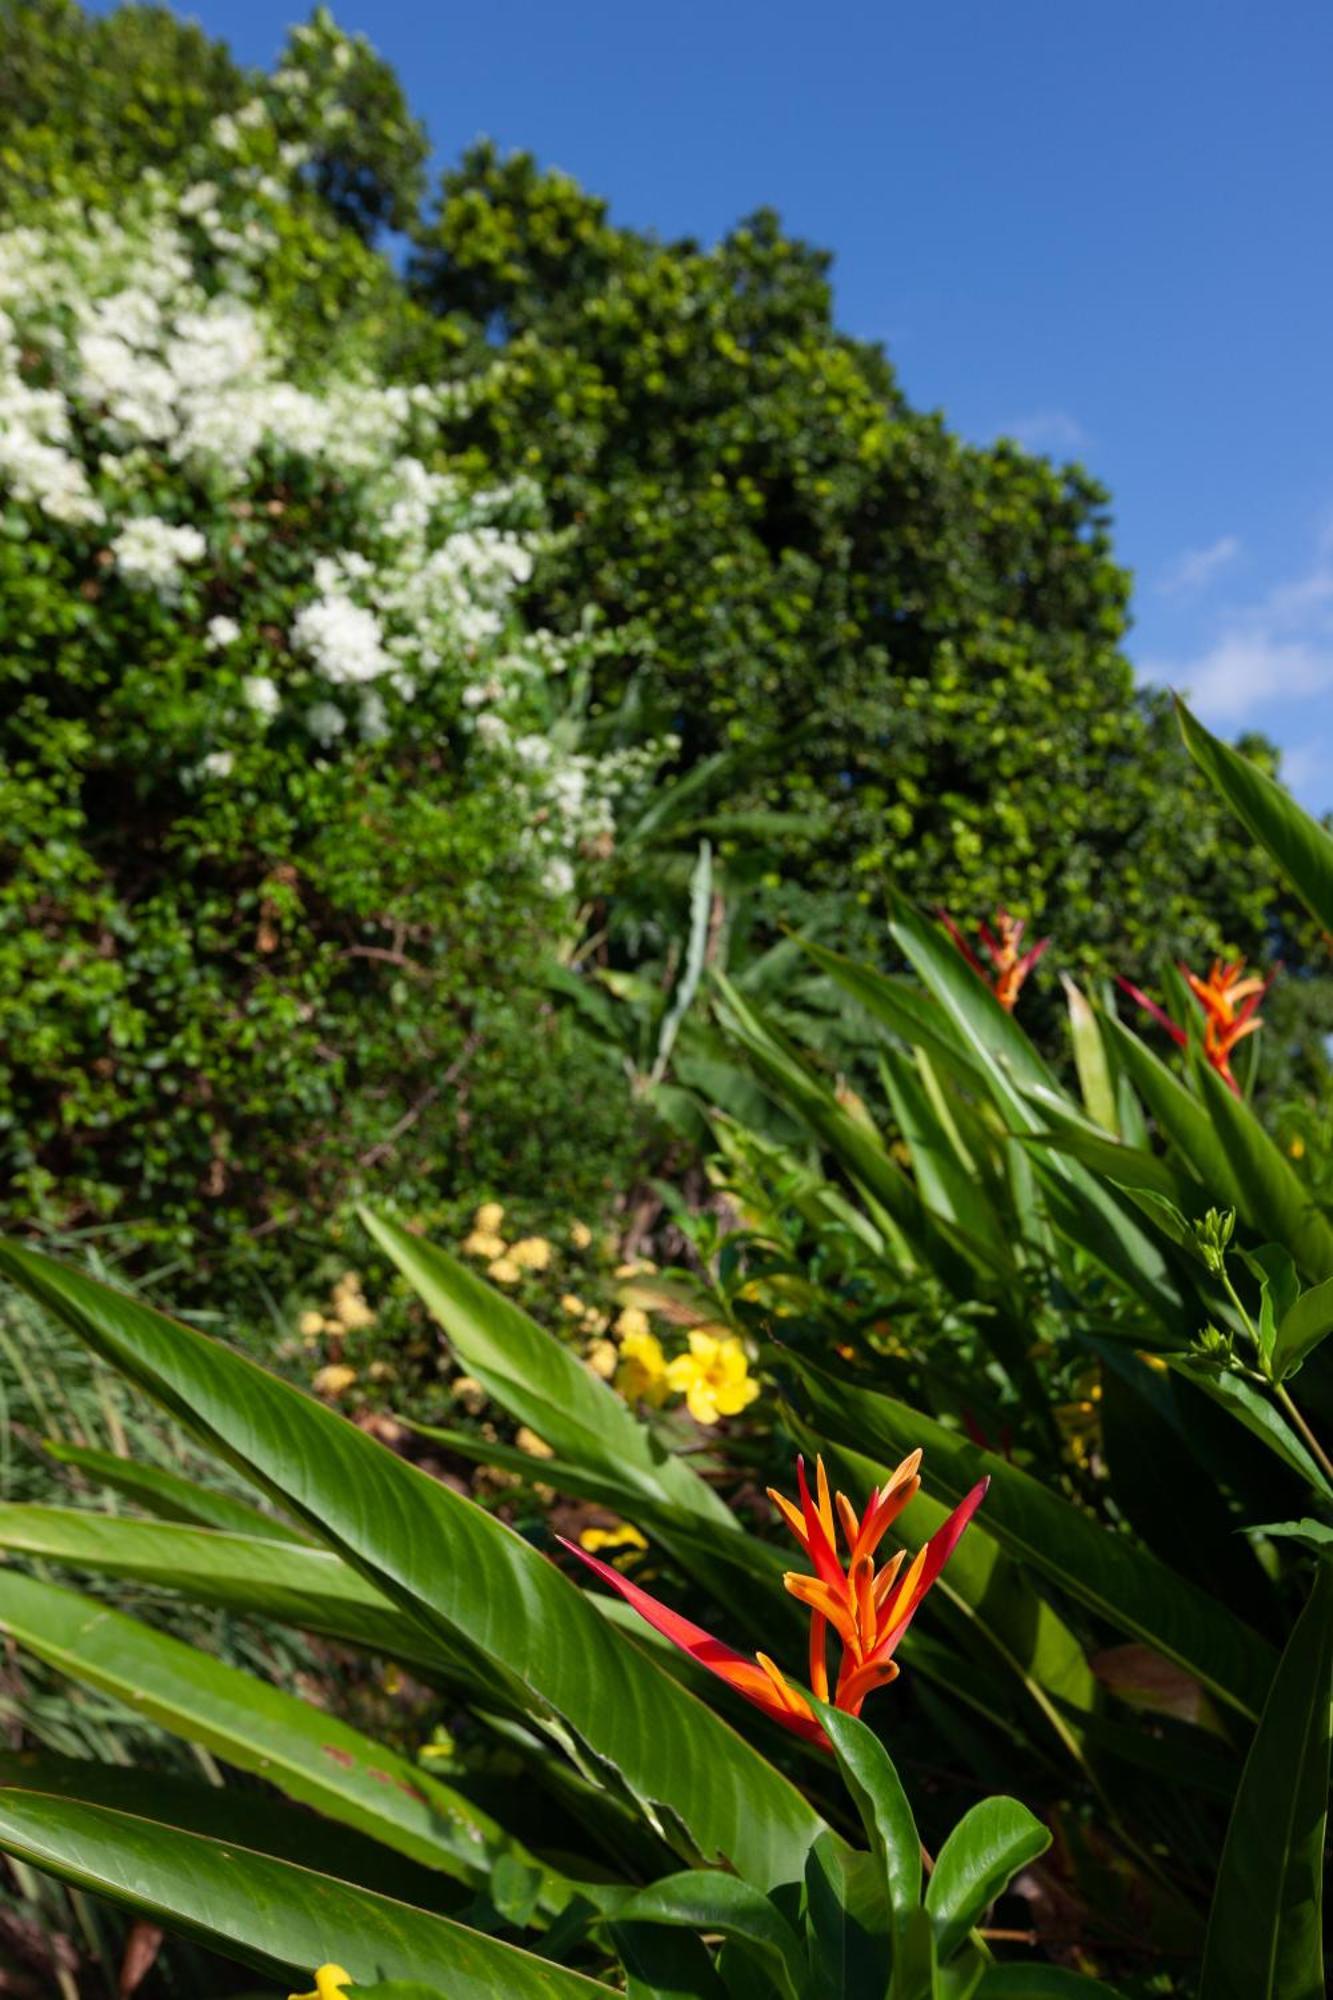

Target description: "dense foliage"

left=0, top=711, right=1329, bottom=1998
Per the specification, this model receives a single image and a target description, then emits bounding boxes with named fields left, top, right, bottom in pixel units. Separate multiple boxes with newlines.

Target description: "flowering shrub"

left=0, top=43, right=661, bottom=1283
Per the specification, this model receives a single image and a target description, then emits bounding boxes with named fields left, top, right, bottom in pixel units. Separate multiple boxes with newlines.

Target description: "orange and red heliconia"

left=1117, top=956, right=1275, bottom=1096
left=559, top=1451, right=988, bottom=1749
left=939, top=909, right=1050, bottom=1013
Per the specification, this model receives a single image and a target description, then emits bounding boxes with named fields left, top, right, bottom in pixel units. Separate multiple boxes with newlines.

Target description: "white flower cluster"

left=0, top=154, right=645, bottom=898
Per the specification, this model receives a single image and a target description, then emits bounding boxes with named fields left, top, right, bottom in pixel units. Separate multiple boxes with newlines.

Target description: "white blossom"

left=291, top=592, right=391, bottom=685
left=243, top=675, right=281, bottom=718
left=201, top=750, right=234, bottom=778
left=306, top=701, right=347, bottom=745
left=206, top=615, right=241, bottom=649
left=111, top=516, right=206, bottom=595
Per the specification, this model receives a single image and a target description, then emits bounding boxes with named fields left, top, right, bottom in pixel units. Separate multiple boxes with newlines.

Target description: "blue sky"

left=163, top=1, right=1332, bottom=811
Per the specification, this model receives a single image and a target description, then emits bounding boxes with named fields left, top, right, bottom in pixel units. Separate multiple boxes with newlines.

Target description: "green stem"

left=1275, top=1382, right=1333, bottom=1490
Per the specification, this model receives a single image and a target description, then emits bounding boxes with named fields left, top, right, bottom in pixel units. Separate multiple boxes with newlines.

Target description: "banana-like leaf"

left=1062, top=975, right=1119, bottom=1135
left=615, top=1872, right=808, bottom=2000
left=1198, top=1563, right=1333, bottom=2000
left=1177, top=700, right=1333, bottom=934
left=1162, top=1361, right=1333, bottom=1501
left=42, top=1439, right=308, bottom=1541
left=360, top=1213, right=737, bottom=1538
left=0, top=1505, right=458, bottom=1679
left=1194, top=1060, right=1333, bottom=1283
left=0, top=1240, right=827, bottom=1890
left=1096, top=1013, right=1233, bottom=1197
left=0, top=1569, right=569, bottom=1904
left=0, top=1791, right=616, bottom=1995
left=923, top=1797, right=1050, bottom=1961
left=0, top=1751, right=463, bottom=1912
left=788, top=1355, right=1277, bottom=1719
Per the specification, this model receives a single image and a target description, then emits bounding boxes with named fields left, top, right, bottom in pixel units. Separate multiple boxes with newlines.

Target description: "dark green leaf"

left=924, top=1798, right=1050, bottom=1962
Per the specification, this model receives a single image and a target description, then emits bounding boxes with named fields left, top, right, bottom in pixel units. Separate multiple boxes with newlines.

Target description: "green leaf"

left=0, top=1239, right=827, bottom=1891
left=924, top=1798, right=1049, bottom=1962
left=0, top=1568, right=565, bottom=1903
left=615, top=1871, right=809, bottom=2000
left=1177, top=699, right=1333, bottom=934
left=1097, top=1012, right=1231, bottom=1195
left=0, top=1791, right=616, bottom=1995
left=359, top=1212, right=737, bottom=1539
left=1061, top=974, right=1118, bottom=1135
left=0, top=1505, right=459, bottom=1680
left=1198, top=1564, right=1333, bottom=2000
left=816, top=1704, right=921, bottom=1927
left=41, top=1439, right=308, bottom=1541
left=0, top=1750, right=463, bottom=1912
left=889, top=1905, right=938, bottom=2000
left=803, top=1831, right=893, bottom=2000
left=1253, top=1518, right=1333, bottom=1551
left=1162, top=1360, right=1333, bottom=1499
left=788, top=1355, right=1278, bottom=1719
left=1194, top=1058, right=1333, bottom=1282
left=1273, top=1276, right=1333, bottom=1380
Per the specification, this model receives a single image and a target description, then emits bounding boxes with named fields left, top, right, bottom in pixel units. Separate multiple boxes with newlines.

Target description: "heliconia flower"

left=1116, top=957, right=1275, bottom=1096
left=939, top=908, right=1050, bottom=1012
left=559, top=1451, right=987, bottom=1748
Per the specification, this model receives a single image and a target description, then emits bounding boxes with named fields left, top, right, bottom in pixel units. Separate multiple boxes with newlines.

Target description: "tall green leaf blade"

left=788, top=1355, right=1277, bottom=1718
left=0, top=1240, right=827, bottom=1890
left=817, top=1706, right=922, bottom=1927
left=1274, top=1276, right=1333, bottom=1379
left=41, top=1439, right=308, bottom=1541
left=1194, top=1060, right=1333, bottom=1282
left=1177, top=700, right=1333, bottom=933
left=0, top=1568, right=567, bottom=1902
left=1062, top=974, right=1119, bottom=1135
left=0, top=1506, right=458, bottom=1679
left=0, top=1792, right=616, bottom=1995
left=1198, top=1563, right=1333, bottom=2000
left=359, top=1212, right=737, bottom=1537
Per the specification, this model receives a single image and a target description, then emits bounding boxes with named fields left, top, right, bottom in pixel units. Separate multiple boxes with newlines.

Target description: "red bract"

left=939, top=908, right=1050, bottom=1012
left=559, top=1451, right=988, bottom=1749
left=1117, top=957, right=1275, bottom=1096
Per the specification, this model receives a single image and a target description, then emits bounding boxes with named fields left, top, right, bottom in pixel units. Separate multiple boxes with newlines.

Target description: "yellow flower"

left=289, top=1968, right=353, bottom=2000
left=462, top=1229, right=507, bottom=1260
left=311, top=1364, right=357, bottom=1398
left=560, top=1292, right=586, bottom=1316
left=474, top=1201, right=505, bottom=1233
left=614, top=1305, right=652, bottom=1340
left=516, top=1425, right=555, bottom=1459
left=333, top=1295, right=375, bottom=1332
left=487, top=1256, right=521, bottom=1285
left=579, top=1521, right=648, bottom=1566
left=665, top=1330, right=759, bottom=1426
left=509, top=1236, right=551, bottom=1271
left=585, top=1336, right=618, bottom=1379
left=615, top=1258, right=658, bottom=1278
left=569, top=1219, right=593, bottom=1249
left=582, top=1307, right=610, bottom=1335
left=616, top=1328, right=669, bottom=1406
left=451, top=1373, right=487, bottom=1414
left=298, top=1309, right=326, bottom=1339
left=1289, top=1134, right=1307, bottom=1159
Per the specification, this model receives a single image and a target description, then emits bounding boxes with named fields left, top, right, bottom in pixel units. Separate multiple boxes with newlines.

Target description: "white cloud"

left=1140, top=520, right=1333, bottom=726
left=1157, top=534, right=1241, bottom=597
left=997, top=409, right=1088, bottom=455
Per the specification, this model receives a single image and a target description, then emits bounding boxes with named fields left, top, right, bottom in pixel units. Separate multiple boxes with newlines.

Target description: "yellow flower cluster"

left=459, top=1202, right=554, bottom=1285
left=298, top=1271, right=375, bottom=1345
left=290, top=1968, right=352, bottom=2000
left=611, top=1310, right=759, bottom=1427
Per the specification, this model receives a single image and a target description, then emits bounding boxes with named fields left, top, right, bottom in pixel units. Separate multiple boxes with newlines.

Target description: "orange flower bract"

left=560, top=1450, right=987, bottom=1748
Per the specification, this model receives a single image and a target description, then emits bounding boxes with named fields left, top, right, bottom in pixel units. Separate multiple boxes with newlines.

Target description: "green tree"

left=410, top=146, right=1317, bottom=1005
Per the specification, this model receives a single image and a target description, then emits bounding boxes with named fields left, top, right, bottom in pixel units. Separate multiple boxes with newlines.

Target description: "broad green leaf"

left=887, top=895, right=1057, bottom=1102
left=42, top=1439, right=308, bottom=1541
left=360, top=1212, right=737, bottom=1538
left=1273, top=1275, right=1333, bottom=1380
left=879, top=1045, right=1010, bottom=1260
left=0, top=1750, right=463, bottom=1912
left=1194, top=1059, right=1333, bottom=1282
left=795, top=937, right=984, bottom=1088
left=1199, top=1564, right=1333, bottom=2000
left=1062, top=974, right=1118, bottom=1135
left=889, top=1904, right=938, bottom=2000
left=615, top=1871, right=808, bottom=2000
left=788, top=1356, right=1278, bottom=1718
left=1177, top=699, right=1333, bottom=933
left=924, top=1797, right=1050, bottom=1961
left=0, top=1568, right=567, bottom=1904
left=816, top=1705, right=921, bottom=1928
left=803, top=1831, right=893, bottom=2000
left=0, top=1791, right=616, bottom=1995
left=0, top=1505, right=458, bottom=1680
left=1096, top=1012, right=1230, bottom=1195
left=0, top=1240, right=827, bottom=1890
left=1162, top=1360, right=1333, bottom=1500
